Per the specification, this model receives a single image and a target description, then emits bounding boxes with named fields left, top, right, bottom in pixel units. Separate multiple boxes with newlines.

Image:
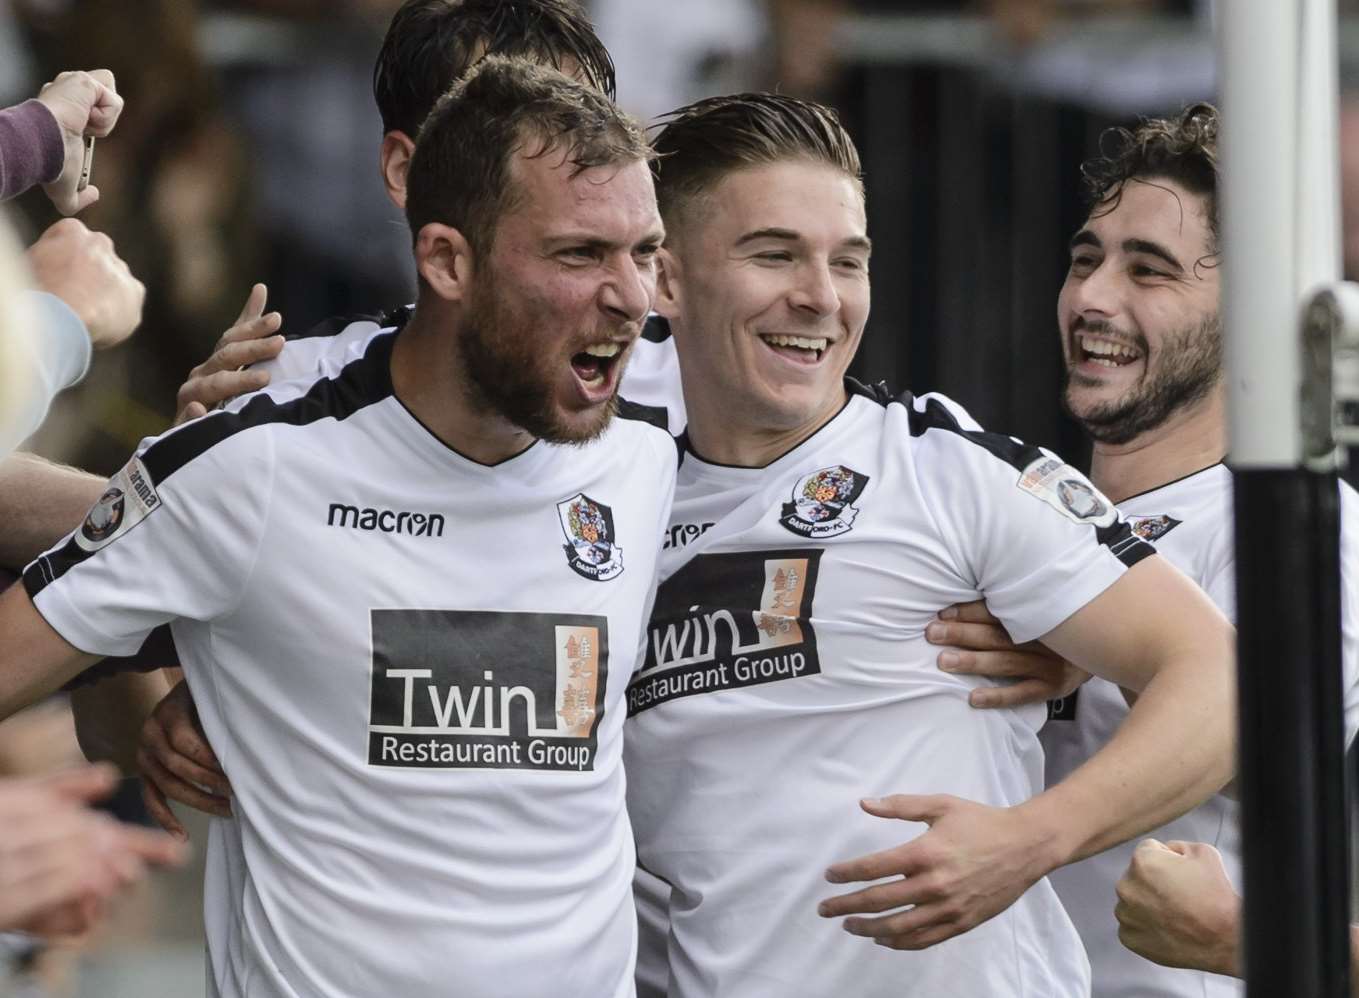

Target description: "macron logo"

left=327, top=503, right=445, bottom=537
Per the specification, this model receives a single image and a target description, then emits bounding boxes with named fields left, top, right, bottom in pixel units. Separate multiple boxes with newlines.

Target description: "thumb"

left=71, top=185, right=100, bottom=214
left=176, top=402, right=208, bottom=426
left=860, top=793, right=953, bottom=825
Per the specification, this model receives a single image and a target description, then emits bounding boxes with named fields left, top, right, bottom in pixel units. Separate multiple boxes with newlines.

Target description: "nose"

left=599, top=255, right=655, bottom=324
left=788, top=260, right=840, bottom=317
left=1065, top=261, right=1120, bottom=321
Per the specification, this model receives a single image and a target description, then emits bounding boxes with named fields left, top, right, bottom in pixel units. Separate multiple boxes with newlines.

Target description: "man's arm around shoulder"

left=0, top=581, right=100, bottom=720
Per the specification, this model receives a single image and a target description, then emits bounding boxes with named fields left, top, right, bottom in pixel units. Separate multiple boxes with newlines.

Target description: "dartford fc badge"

left=778, top=465, right=870, bottom=539
left=557, top=493, right=624, bottom=581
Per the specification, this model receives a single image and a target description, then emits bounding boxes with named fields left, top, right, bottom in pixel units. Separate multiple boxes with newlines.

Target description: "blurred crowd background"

left=1, top=0, right=1356, bottom=994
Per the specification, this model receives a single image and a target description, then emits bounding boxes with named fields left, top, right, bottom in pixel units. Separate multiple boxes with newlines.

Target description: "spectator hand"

left=26, top=218, right=144, bottom=349
left=0, top=762, right=187, bottom=936
left=1115, top=839, right=1241, bottom=977
left=138, top=678, right=232, bottom=838
left=175, top=283, right=282, bottom=425
left=818, top=794, right=1057, bottom=949
left=36, top=70, right=124, bottom=215
left=926, top=600, right=1089, bottom=708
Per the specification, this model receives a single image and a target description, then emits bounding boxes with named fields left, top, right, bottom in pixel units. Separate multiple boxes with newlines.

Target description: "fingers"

left=839, top=902, right=967, bottom=950
left=925, top=619, right=1016, bottom=653
left=175, top=368, right=271, bottom=423
left=36, top=762, right=120, bottom=803
left=174, top=401, right=207, bottom=427
left=71, top=183, right=100, bottom=213
left=818, top=871, right=943, bottom=918
left=199, top=332, right=285, bottom=377
left=140, top=776, right=186, bottom=840
left=235, top=283, right=269, bottom=325
left=137, top=746, right=232, bottom=820
left=967, top=678, right=1054, bottom=709
left=937, top=600, right=1000, bottom=626
left=83, top=70, right=123, bottom=137
left=938, top=647, right=1058, bottom=681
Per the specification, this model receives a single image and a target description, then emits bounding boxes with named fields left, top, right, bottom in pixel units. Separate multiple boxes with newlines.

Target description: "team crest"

left=778, top=465, right=870, bottom=539
left=74, top=457, right=161, bottom=553
left=557, top=493, right=623, bottom=581
left=1127, top=514, right=1182, bottom=543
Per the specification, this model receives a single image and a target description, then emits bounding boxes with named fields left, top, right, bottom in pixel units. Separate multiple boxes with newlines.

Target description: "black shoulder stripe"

left=285, top=303, right=412, bottom=342
left=143, top=331, right=397, bottom=484
left=641, top=314, right=671, bottom=343
left=891, top=390, right=1155, bottom=569
left=616, top=397, right=670, bottom=433
left=25, top=332, right=398, bottom=602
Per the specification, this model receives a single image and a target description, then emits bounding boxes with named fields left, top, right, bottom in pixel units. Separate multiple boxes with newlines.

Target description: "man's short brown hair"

left=404, top=56, right=649, bottom=258
left=649, top=93, right=862, bottom=232
left=1082, top=102, right=1220, bottom=252
left=373, top=0, right=615, bottom=138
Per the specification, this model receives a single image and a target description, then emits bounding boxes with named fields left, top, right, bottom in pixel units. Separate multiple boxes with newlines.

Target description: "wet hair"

left=372, top=0, right=615, bottom=138
left=1081, top=102, right=1220, bottom=252
left=649, top=92, right=862, bottom=230
left=405, top=56, right=649, bottom=257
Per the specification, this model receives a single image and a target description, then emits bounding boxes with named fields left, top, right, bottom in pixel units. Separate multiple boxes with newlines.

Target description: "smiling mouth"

left=1076, top=332, right=1143, bottom=369
left=570, top=341, right=624, bottom=390
left=759, top=333, right=829, bottom=363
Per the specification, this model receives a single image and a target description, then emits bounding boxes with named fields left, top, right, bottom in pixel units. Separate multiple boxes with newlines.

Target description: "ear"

left=415, top=223, right=475, bottom=303
left=654, top=246, right=682, bottom=320
left=380, top=131, right=415, bottom=211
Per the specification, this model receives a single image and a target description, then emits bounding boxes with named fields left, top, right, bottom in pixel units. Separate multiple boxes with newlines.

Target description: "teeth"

left=583, top=342, right=621, bottom=358
left=1079, top=334, right=1139, bottom=362
left=762, top=334, right=828, bottom=351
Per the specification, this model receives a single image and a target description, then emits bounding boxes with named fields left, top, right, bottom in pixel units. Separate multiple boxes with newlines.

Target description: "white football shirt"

left=624, top=382, right=1156, bottom=998
left=261, top=308, right=688, bottom=434
left=26, top=330, right=677, bottom=998
left=1042, top=464, right=1359, bottom=998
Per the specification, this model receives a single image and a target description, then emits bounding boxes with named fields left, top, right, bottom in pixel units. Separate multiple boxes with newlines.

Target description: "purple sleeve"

left=0, top=99, right=63, bottom=201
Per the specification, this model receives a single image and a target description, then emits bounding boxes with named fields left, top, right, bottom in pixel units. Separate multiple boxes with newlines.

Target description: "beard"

left=1062, top=314, right=1223, bottom=446
left=455, top=269, right=618, bottom=446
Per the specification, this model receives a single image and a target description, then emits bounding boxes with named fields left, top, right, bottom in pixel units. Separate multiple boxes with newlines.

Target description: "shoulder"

left=262, top=305, right=411, bottom=382
left=612, top=396, right=682, bottom=469
left=853, top=381, right=1043, bottom=474
left=165, top=331, right=398, bottom=486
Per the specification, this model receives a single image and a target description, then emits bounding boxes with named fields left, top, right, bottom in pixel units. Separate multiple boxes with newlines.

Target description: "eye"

left=754, top=251, right=793, bottom=263
left=1068, top=255, right=1098, bottom=275
left=833, top=257, right=867, bottom=273
left=634, top=243, right=660, bottom=262
left=558, top=246, right=599, bottom=264
left=1131, top=264, right=1170, bottom=279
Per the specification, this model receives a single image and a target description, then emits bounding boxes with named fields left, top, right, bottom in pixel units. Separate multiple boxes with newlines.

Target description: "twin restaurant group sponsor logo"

left=627, top=548, right=824, bottom=716
left=368, top=609, right=608, bottom=772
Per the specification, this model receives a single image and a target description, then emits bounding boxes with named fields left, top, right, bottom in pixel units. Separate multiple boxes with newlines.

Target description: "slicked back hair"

left=373, top=0, right=615, bottom=138
left=405, top=57, right=650, bottom=261
left=1082, top=102, right=1221, bottom=253
left=650, top=92, right=862, bottom=232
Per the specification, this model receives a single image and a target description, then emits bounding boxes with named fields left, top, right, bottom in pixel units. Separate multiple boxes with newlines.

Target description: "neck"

left=683, top=385, right=849, bottom=469
left=390, top=305, right=534, bottom=465
left=1087, top=386, right=1227, bottom=502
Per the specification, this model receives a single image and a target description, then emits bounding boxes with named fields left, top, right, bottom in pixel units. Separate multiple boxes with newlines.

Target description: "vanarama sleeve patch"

left=74, top=456, right=162, bottom=553
left=1015, top=455, right=1119, bottom=528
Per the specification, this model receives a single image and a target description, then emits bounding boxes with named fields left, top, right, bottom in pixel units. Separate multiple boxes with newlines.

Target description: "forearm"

left=1025, top=628, right=1235, bottom=867
left=70, top=669, right=171, bottom=774
left=0, top=452, right=104, bottom=570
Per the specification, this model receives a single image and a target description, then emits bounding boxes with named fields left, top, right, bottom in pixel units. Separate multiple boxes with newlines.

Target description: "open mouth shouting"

left=569, top=340, right=627, bottom=403
left=759, top=332, right=830, bottom=365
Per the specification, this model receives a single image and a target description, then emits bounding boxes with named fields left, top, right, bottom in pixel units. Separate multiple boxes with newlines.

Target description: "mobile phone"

left=77, top=135, right=94, bottom=192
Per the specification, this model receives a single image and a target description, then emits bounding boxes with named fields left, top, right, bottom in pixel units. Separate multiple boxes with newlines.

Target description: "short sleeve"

left=23, top=415, right=275, bottom=656
left=904, top=393, right=1153, bottom=643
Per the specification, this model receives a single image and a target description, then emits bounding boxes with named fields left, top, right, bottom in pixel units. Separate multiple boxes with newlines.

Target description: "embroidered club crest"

left=558, top=493, right=624, bottom=581
left=82, top=487, right=125, bottom=543
left=779, top=465, right=870, bottom=538
left=1127, top=514, right=1182, bottom=543
left=1015, top=456, right=1118, bottom=528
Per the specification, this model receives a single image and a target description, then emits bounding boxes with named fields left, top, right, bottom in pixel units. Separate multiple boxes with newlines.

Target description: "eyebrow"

left=735, top=227, right=873, bottom=254
left=1068, top=230, right=1184, bottom=272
